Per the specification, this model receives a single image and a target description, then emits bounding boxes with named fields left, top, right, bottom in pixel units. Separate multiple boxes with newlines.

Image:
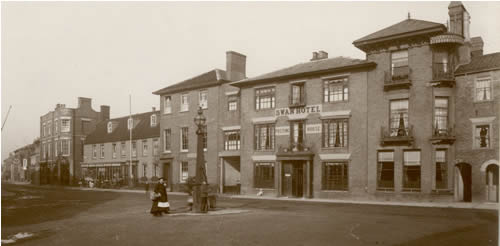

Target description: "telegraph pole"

left=1, top=105, right=12, bottom=131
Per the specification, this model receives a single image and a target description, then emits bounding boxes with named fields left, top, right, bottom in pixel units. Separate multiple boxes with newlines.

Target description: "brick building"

left=82, top=109, right=160, bottom=186
left=39, top=97, right=109, bottom=185
left=153, top=51, right=245, bottom=191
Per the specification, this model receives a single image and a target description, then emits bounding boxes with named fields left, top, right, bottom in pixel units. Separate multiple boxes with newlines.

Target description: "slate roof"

left=231, top=56, right=375, bottom=86
left=353, top=19, right=446, bottom=46
left=85, top=111, right=160, bottom=145
left=153, top=69, right=228, bottom=95
left=455, top=52, right=500, bottom=75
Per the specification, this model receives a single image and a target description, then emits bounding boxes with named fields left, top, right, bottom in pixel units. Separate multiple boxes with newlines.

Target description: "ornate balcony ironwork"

left=430, top=127, right=456, bottom=145
left=430, top=63, right=455, bottom=88
left=380, top=125, right=414, bottom=146
left=384, top=67, right=412, bottom=91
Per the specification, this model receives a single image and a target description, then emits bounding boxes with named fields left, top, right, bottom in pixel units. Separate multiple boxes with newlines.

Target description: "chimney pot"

left=471, top=36, right=484, bottom=58
left=318, top=50, right=328, bottom=59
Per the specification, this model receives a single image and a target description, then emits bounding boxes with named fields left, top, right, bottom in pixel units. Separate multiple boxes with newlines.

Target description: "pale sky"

left=2, top=1, right=500, bottom=160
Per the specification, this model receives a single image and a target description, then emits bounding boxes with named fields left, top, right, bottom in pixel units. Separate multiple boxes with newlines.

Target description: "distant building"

left=82, top=109, right=160, bottom=186
left=39, top=97, right=109, bottom=185
left=153, top=51, right=245, bottom=191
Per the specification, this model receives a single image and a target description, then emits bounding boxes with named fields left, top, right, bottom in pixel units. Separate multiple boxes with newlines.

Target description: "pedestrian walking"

left=150, top=177, right=169, bottom=216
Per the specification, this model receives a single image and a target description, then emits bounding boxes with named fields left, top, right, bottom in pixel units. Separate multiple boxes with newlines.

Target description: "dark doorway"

left=163, top=162, right=171, bottom=189
left=456, top=163, right=472, bottom=202
left=282, top=161, right=304, bottom=197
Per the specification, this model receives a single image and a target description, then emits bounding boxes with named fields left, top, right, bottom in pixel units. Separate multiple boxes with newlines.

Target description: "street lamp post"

left=193, top=107, right=207, bottom=213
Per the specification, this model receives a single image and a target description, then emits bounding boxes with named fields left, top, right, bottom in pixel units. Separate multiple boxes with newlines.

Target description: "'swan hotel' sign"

left=274, top=104, right=322, bottom=135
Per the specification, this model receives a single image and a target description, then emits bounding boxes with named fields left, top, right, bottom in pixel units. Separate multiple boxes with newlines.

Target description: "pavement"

left=10, top=182, right=499, bottom=210
left=1, top=183, right=498, bottom=246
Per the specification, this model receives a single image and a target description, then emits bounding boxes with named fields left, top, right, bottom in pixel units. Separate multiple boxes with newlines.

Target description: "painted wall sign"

left=305, top=124, right=322, bottom=134
left=275, top=104, right=322, bottom=117
left=275, top=126, right=290, bottom=136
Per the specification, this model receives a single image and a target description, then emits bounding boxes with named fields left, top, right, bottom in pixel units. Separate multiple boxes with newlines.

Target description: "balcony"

left=430, top=127, right=456, bottom=145
left=277, top=142, right=314, bottom=159
left=288, top=94, right=306, bottom=108
left=430, top=63, right=455, bottom=88
left=380, top=125, right=414, bottom=146
left=384, top=66, right=412, bottom=91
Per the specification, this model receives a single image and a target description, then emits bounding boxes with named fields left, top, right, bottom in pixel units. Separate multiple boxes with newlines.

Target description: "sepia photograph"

left=1, top=1, right=499, bottom=245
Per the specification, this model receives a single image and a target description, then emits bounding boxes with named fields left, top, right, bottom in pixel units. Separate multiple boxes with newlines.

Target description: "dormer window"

left=107, top=122, right=113, bottom=133
left=151, top=114, right=157, bottom=127
left=128, top=118, right=133, bottom=130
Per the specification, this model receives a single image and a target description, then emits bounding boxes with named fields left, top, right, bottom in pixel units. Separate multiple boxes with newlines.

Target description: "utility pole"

left=1, top=105, right=12, bottom=131
left=129, top=95, right=134, bottom=187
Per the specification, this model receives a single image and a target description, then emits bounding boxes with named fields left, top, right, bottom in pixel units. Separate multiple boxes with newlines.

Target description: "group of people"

left=149, top=177, right=170, bottom=217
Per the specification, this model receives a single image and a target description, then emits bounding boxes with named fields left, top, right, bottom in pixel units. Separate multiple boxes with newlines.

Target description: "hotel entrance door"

left=282, top=161, right=304, bottom=197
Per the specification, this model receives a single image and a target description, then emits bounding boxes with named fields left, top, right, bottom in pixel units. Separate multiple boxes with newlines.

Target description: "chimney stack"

left=310, top=52, right=319, bottom=61
left=311, top=51, right=328, bottom=61
left=78, top=97, right=92, bottom=109
left=448, top=1, right=470, bottom=40
left=152, top=106, right=156, bottom=112
left=100, top=105, right=110, bottom=121
left=226, top=51, right=246, bottom=82
left=470, top=36, right=484, bottom=58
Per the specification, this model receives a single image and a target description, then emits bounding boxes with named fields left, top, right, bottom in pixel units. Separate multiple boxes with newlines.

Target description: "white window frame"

left=180, top=127, right=189, bottom=152
left=180, top=161, right=188, bottom=183
left=121, top=142, right=126, bottom=157
left=474, top=76, right=493, bottom=102
left=61, top=118, right=71, bottom=133
left=107, top=122, right=113, bottom=133
left=150, top=114, right=157, bottom=127
left=180, top=93, right=189, bottom=112
left=164, top=96, right=172, bottom=114
left=132, top=141, right=137, bottom=157
left=112, top=143, right=117, bottom=159
left=199, top=90, right=208, bottom=109
left=143, top=140, right=148, bottom=157
left=93, top=145, right=97, bottom=159
left=54, top=119, right=58, bottom=134
left=163, top=129, right=171, bottom=153
left=127, top=118, right=133, bottom=130
left=62, top=139, right=70, bottom=156
left=470, top=117, right=495, bottom=149
left=153, top=138, right=159, bottom=156
left=100, top=144, right=105, bottom=159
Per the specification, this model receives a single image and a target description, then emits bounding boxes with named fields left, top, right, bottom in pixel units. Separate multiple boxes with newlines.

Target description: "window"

left=61, top=119, right=70, bottom=132
left=164, top=129, right=171, bottom=152
left=153, top=139, right=159, bottom=156
left=324, top=77, right=348, bottom=102
left=143, top=164, right=147, bottom=178
left=62, top=140, right=70, bottom=156
left=475, top=77, right=491, bottom=101
left=100, top=144, right=105, bottom=159
left=403, top=151, right=421, bottom=191
left=475, top=125, right=490, bottom=148
left=391, top=50, right=409, bottom=77
left=48, top=142, right=51, bottom=158
left=112, top=143, right=117, bottom=159
left=164, top=96, right=172, bottom=114
left=322, top=162, right=348, bottom=191
left=255, top=87, right=275, bottom=110
left=389, top=99, right=409, bottom=136
left=107, top=122, right=113, bottom=133
left=435, top=150, right=447, bottom=189
left=143, top=140, right=148, bottom=156
left=224, top=131, right=240, bottom=150
left=93, top=145, right=97, bottom=159
left=434, top=97, right=448, bottom=134
left=150, top=115, right=157, bottom=127
left=254, top=124, right=275, bottom=151
left=290, top=121, right=305, bottom=149
left=181, top=127, right=189, bottom=151
left=228, top=95, right=238, bottom=111
left=199, top=90, right=208, bottom=109
left=121, top=142, right=126, bottom=157
left=180, top=94, right=189, bottom=112
left=42, top=123, right=46, bottom=137
left=322, top=119, right=348, bottom=148
left=55, top=140, right=60, bottom=156
left=132, top=141, right=137, bottom=157
left=290, top=83, right=305, bottom=105
left=254, top=162, right=274, bottom=188
left=54, top=119, right=58, bottom=133
left=180, top=162, right=188, bottom=183
left=127, top=118, right=133, bottom=130
left=377, top=151, right=394, bottom=190
left=48, top=122, right=51, bottom=135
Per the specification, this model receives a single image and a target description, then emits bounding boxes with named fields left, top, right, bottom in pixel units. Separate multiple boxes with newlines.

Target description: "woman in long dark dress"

left=150, top=177, right=169, bottom=216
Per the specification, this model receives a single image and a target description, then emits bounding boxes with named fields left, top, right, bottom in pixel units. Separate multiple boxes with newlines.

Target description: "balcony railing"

left=380, top=125, right=414, bottom=146
left=384, top=66, right=412, bottom=91
left=431, top=63, right=455, bottom=87
left=430, top=127, right=456, bottom=145
left=288, top=94, right=306, bottom=108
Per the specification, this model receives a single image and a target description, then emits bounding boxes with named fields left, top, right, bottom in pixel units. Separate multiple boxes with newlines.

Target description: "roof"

left=85, top=111, right=160, bottom=145
left=353, top=19, right=446, bottom=47
left=231, top=56, right=376, bottom=87
left=455, top=52, right=500, bottom=75
left=153, top=69, right=228, bottom=95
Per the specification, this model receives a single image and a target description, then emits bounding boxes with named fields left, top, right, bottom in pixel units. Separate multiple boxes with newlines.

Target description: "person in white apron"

left=150, top=177, right=169, bottom=216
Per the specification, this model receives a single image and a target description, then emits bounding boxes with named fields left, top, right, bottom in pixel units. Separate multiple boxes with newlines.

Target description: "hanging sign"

left=275, top=104, right=322, bottom=117
left=275, top=126, right=290, bottom=136
left=305, top=124, right=322, bottom=134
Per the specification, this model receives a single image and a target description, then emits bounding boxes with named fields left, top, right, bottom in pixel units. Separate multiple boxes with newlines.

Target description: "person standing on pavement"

left=150, top=177, right=169, bottom=216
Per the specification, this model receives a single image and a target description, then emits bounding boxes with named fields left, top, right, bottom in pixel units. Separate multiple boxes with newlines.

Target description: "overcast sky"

left=2, top=1, right=500, bottom=159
